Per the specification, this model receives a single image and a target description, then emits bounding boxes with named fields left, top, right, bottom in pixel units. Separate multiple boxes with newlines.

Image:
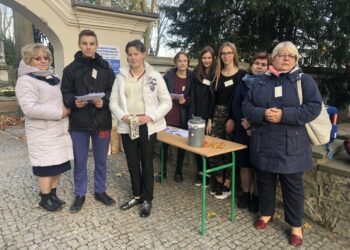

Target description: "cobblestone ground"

left=0, top=127, right=349, bottom=250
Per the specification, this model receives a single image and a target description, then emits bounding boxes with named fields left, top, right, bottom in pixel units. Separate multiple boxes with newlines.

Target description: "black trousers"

left=121, top=125, right=156, bottom=202
left=256, top=169, right=304, bottom=227
left=162, top=143, right=185, bottom=175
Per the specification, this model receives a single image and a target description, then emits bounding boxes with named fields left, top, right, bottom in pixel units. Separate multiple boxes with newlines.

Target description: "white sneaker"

left=214, top=187, right=231, bottom=200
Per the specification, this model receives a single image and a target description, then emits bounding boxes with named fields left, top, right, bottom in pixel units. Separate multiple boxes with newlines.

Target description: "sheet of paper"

left=170, top=93, right=184, bottom=100
left=164, top=126, right=188, bottom=138
left=75, top=92, right=105, bottom=101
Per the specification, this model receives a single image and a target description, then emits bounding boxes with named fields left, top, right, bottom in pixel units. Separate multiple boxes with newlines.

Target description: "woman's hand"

left=241, top=118, right=251, bottom=129
left=62, top=107, right=70, bottom=118
left=75, top=99, right=88, bottom=108
left=265, top=108, right=283, bottom=123
left=138, top=115, right=152, bottom=125
left=225, top=119, right=234, bottom=134
left=206, top=119, right=212, bottom=135
left=121, top=115, right=130, bottom=124
left=92, top=99, right=103, bottom=109
left=179, top=96, right=186, bottom=104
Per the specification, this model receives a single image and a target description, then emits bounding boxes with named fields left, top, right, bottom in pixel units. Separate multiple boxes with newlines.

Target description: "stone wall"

left=303, top=169, right=350, bottom=238
left=276, top=158, right=350, bottom=239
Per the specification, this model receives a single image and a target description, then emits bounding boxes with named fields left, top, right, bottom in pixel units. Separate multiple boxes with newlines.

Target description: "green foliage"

left=165, top=0, right=350, bottom=67
left=3, top=39, right=15, bottom=67
left=0, top=86, right=15, bottom=97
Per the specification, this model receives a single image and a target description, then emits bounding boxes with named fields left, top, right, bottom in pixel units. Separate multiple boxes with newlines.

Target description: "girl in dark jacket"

left=207, top=42, right=246, bottom=200
left=189, top=46, right=216, bottom=187
left=159, top=51, right=192, bottom=183
left=231, top=52, right=270, bottom=212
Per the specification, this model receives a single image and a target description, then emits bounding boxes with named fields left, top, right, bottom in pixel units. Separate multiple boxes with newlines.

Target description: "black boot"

left=50, top=188, right=66, bottom=206
left=39, top=193, right=62, bottom=212
left=237, top=192, right=250, bottom=209
left=249, top=195, right=259, bottom=213
left=70, top=195, right=85, bottom=214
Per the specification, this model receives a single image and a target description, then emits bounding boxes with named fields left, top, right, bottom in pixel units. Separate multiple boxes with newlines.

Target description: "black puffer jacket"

left=61, top=51, right=116, bottom=131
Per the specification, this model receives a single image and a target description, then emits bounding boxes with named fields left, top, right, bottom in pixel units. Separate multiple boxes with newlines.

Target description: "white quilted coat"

left=109, top=62, right=172, bottom=136
left=15, top=61, right=73, bottom=167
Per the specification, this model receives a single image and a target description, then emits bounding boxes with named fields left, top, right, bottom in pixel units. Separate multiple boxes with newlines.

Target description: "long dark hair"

left=194, top=46, right=216, bottom=82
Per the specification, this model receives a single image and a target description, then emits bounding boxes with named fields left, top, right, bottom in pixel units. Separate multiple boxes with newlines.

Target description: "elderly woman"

left=242, top=41, right=323, bottom=246
left=15, top=43, right=73, bottom=212
left=110, top=40, right=172, bottom=218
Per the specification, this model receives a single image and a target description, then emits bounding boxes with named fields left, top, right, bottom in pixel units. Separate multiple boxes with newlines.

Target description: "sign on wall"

left=97, top=46, right=121, bottom=75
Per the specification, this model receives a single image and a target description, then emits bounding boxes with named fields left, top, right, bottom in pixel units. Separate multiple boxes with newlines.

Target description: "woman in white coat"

left=110, top=40, right=172, bottom=218
left=15, top=43, right=73, bottom=212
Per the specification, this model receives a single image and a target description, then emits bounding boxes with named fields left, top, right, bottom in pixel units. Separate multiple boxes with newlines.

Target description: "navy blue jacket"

left=163, top=68, right=192, bottom=129
left=231, top=75, right=251, bottom=145
left=242, top=67, right=322, bottom=173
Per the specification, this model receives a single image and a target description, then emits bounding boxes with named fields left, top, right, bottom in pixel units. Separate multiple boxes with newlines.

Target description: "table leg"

left=160, top=143, right=164, bottom=184
left=201, top=156, right=207, bottom=237
left=231, top=152, right=235, bottom=222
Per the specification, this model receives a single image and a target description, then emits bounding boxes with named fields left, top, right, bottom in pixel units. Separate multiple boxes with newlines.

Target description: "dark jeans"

left=121, top=125, right=156, bottom=202
left=256, top=169, right=304, bottom=227
left=71, top=130, right=111, bottom=196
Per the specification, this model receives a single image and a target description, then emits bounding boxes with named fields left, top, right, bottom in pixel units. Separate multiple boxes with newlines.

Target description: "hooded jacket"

left=61, top=51, right=116, bottom=131
left=15, top=60, right=73, bottom=166
left=109, top=62, right=172, bottom=136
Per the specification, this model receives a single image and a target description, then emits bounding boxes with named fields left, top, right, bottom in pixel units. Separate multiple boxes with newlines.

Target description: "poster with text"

left=97, top=46, right=121, bottom=75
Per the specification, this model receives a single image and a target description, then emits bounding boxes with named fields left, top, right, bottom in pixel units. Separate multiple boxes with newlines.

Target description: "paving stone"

left=0, top=126, right=349, bottom=249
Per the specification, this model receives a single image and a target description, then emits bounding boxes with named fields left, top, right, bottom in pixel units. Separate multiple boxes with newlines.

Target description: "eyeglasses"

left=33, top=56, right=49, bottom=62
left=253, top=62, right=268, bottom=67
left=221, top=52, right=234, bottom=57
left=276, top=54, right=295, bottom=59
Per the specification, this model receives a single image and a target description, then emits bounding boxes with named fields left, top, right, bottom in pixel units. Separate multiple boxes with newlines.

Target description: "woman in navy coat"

left=231, top=52, right=270, bottom=212
left=242, top=41, right=323, bottom=247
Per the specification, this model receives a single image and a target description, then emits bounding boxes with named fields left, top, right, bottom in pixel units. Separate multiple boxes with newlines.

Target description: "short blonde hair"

left=272, top=41, right=300, bottom=62
left=21, top=43, right=53, bottom=65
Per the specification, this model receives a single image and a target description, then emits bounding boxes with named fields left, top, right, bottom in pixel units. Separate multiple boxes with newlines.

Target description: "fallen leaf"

left=207, top=211, right=217, bottom=218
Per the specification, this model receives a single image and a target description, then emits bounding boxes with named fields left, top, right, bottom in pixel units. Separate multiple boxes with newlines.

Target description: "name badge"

left=224, top=79, right=234, bottom=87
left=202, top=79, right=211, bottom=86
left=92, top=68, right=98, bottom=79
left=182, top=86, right=186, bottom=92
left=275, top=86, right=282, bottom=98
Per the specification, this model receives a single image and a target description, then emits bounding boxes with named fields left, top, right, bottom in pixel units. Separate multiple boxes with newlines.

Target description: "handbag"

left=296, top=74, right=332, bottom=145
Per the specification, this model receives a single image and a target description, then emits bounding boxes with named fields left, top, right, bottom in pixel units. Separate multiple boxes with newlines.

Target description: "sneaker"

left=210, top=181, right=223, bottom=195
left=214, top=186, right=231, bottom=200
left=194, top=174, right=201, bottom=187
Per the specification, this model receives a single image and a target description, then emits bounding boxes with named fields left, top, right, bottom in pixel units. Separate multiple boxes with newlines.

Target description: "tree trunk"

left=143, top=0, right=157, bottom=55
left=13, top=11, right=33, bottom=66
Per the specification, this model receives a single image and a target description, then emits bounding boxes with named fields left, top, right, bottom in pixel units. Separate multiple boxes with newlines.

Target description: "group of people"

left=16, top=28, right=324, bottom=247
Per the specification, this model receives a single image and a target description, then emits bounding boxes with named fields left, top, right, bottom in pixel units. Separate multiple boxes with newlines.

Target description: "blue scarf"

left=29, top=73, right=60, bottom=86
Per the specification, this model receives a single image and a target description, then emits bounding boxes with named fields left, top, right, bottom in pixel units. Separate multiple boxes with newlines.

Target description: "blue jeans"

left=70, top=130, right=111, bottom=196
